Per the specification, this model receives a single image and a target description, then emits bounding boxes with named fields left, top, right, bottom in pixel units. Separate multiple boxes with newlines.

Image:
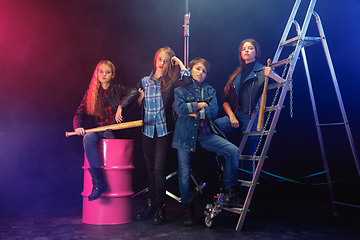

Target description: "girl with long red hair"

left=73, top=60, right=139, bottom=201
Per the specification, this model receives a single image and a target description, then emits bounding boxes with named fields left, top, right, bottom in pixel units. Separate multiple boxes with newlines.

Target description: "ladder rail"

left=292, top=18, right=338, bottom=213
left=237, top=79, right=293, bottom=231
left=236, top=13, right=307, bottom=228
left=313, top=12, right=360, bottom=176
left=237, top=1, right=316, bottom=231
left=238, top=111, right=258, bottom=154
left=300, top=46, right=338, bottom=214
left=234, top=0, right=359, bottom=231
left=297, top=0, right=317, bottom=40
left=273, top=0, right=302, bottom=63
left=283, top=0, right=317, bottom=84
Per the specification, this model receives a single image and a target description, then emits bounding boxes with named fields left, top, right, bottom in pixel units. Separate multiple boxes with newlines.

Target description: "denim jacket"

left=172, top=73, right=224, bottom=152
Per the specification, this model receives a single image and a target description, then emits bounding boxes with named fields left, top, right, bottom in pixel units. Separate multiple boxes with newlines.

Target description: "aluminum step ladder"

left=234, top=0, right=360, bottom=231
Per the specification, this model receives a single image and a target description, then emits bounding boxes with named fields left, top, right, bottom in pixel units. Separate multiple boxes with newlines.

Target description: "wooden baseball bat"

left=65, top=120, right=143, bottom=137
left=257, top=59, right=271, bottom=131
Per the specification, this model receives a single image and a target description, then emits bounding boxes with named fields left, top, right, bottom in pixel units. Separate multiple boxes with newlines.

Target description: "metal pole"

left=183, top=0, right=190, bottom=68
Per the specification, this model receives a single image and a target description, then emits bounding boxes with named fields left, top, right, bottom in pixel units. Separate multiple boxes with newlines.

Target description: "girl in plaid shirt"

left=136, top=47, right=184, bottom=225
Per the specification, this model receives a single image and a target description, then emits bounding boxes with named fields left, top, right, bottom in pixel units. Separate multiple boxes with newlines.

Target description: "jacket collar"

left=244, top=61, right=263, bottom=82
left=191, top=78, right=202, bottom=87
left=233, top=61, right=263, bottom=89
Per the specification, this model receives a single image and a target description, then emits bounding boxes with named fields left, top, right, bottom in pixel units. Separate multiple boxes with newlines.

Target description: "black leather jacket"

left=223, top=61, right=267, bottom=115
left=73, top=84, right=139, bottom=130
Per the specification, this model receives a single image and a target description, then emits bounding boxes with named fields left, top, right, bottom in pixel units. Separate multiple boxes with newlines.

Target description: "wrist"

left=229, top=113, right=236, bottom=118
left=271, top=71, right=275, bottom=79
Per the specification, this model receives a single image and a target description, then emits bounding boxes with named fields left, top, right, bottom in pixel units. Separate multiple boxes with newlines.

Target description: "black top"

left=239, top=61, right=256, bottom=114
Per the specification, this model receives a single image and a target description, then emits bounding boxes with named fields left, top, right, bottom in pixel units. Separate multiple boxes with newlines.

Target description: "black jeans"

left=142, top=131, right=173, bottom=203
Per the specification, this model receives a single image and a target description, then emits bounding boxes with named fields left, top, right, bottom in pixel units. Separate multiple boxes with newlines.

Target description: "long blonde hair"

left=85, top=60, right=115, bottom=116
left=154, top=47, right=179, bottom=92
left=224, top=39, right=261, bottom=96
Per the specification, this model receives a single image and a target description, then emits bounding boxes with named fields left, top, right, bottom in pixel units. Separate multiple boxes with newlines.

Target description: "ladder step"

left=239, top=155, right=268, bottom=161
left=239, top=155, right=260, bottom=161
left=268, top=82, right=285, bottom=90
left=271, top=36, right=322, bottom=69
left=317, top=122, right=345, bottom=127
left=253, top=105, right=280, bottom=113
left=238, top=180, right=259, bottom=187
left=280, top=36, right=322, bottom=47
left=222, top=207, right=246, bottom=215
left=270, top=58, right=291, bottom=68
left=243, top=130, right=273, bottom=136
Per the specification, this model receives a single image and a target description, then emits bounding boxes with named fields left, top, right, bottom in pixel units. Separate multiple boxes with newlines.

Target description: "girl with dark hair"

left=73, top=60, right=139, bottom=201
left=215, top=39, right=283, bottom=189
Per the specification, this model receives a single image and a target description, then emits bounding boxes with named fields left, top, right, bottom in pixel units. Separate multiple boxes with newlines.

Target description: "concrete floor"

left=1, top=197, right=359, bottom=240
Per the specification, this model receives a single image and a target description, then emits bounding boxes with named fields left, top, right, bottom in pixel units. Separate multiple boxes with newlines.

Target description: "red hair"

left=86, top=60, right=115, bottom=116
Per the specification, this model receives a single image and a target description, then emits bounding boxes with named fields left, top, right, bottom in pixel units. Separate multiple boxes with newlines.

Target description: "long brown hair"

left=85, top=60, right=115, bottom=116
left=224, top=39, right=261, bottom=95
left=154, top=46, right=180, bottom=92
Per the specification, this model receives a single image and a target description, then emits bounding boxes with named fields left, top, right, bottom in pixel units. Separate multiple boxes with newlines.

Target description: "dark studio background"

left=0, top=0, right=359, bottom=212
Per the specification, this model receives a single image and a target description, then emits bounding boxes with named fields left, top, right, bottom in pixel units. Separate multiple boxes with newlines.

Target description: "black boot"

left=103, top=129, right=115, bottom=139
left=88, top=168, right=109, bottom=201
left=183, top=202, right=195, bottom=226
left=136, top=199, right=156, bottom=220
left=153, top=202, right=166, bottom=225
left=223, top=186, right=244, bottom=208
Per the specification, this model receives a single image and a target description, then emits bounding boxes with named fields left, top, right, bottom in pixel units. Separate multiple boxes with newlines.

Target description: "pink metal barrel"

left=82, top=139, right=134, bottom=225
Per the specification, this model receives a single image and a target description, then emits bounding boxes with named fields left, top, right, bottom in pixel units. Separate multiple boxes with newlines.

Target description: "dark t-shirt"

left=239, top=61, right=256, bottom=114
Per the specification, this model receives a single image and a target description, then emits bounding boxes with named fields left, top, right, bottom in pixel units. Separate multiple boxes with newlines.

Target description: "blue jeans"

left=83, top=131, right=106, bottom=169
left=177, top=132, right=239, bottom=204
left=214, top=111, right=259, bottom=181
left=82, top=121, right=133, bottom=169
